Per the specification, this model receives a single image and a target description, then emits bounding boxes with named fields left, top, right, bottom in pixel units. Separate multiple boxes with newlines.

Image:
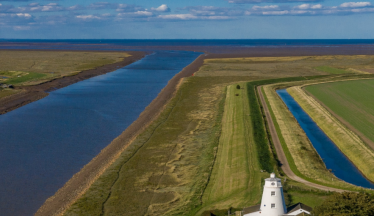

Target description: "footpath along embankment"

left=256, top=86, right=345, bottom=193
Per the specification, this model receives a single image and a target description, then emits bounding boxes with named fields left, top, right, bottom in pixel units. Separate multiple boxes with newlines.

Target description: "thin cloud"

left=5, top=2, right=82, bottom=13
left=244, top=2, right=374, bottom=16
left=76, top=14, right=101, bottom=20
left=340, top=2, right=371, bottom=7
left=133, top=10, right=153, bottom=16
left=158, top=13, right=231, bottom=20
left=227, top=0, right=322, bottom=3
left=151, top=4, right=170, bottom=12
left=294, top=4, right=322, bottom=9
left=182, top=6, right=245, bottom=16
left=252, top=5, right=279, bottom=10
left=158, top=14, right=197, bottom=19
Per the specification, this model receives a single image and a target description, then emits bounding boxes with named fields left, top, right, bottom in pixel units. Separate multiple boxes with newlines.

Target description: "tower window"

left=271, top=203, right=275, bottom=208
left=271, top=191, right=275, bottom=196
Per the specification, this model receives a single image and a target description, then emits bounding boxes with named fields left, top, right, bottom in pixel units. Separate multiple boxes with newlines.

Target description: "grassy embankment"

left=65, top=76, right=246, bottom=216
left=199, top=84, right=268, bottom=214
left=288, top=86, right=374, bottom=183
left=305, top=79, right=374, bottom=147
left=64, top=55, right=374, bottom=215
left=198, top=81, right=332, bottom=215
left=262, top=78, right=373, bottom=192
left=281, top=79, right=374, bottom=184
left=0, top=50, right=130, bottom=87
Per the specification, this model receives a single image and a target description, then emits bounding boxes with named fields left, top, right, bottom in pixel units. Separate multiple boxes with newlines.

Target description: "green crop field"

left=305, top=79, right=374, bottom=146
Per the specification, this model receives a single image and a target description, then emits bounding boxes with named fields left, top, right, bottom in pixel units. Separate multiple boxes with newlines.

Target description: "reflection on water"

left=277, top=89, right=374, bottom=189
left=0, top=51, right=201, bottom=215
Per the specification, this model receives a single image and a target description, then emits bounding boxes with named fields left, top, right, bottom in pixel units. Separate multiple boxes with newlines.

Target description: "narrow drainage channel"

left=277, top=89, right=374, bottom=189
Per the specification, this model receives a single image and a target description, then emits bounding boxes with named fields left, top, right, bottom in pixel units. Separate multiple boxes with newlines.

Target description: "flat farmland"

left=196, top=55, right=374, bottom=78
left=305, top=79, right=374, bottom=147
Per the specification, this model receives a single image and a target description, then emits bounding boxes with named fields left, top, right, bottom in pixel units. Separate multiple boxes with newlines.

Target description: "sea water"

left=0, top=50, right=200, bottom=215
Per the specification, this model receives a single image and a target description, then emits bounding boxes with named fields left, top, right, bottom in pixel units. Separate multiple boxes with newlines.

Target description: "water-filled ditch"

left=277, top=89, right=374, bottom=189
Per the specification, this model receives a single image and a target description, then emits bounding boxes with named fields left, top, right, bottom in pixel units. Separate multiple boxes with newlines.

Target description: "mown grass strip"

left=315, top=66, right=349, bottom=74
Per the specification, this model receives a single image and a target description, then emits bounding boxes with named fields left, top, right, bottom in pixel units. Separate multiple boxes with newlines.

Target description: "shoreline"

left=9, top=46, right=373, bottom=215
left=0, top=50, right=147, bottom=115
left=35, top=53, right=206, bottom=216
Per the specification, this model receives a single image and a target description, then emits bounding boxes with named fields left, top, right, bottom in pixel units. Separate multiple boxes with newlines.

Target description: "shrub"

left=312, top=192, right=374, bottom=216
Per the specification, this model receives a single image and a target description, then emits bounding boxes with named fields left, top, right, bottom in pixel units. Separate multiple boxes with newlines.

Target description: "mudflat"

left=0, top=50, right=146, bottom=114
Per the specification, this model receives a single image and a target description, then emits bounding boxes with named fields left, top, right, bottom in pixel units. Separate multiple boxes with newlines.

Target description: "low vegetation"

left=313, top=192, right=374, bottom=216
left=199, top=80, right=335, bottom=215
left=289, top=85, right=374, bottom=183
left=199, top=84, right=267, bottom=214
left=63, top=55, right=374, bottom=215
left=196, top=55, right=374, bottom=78
left=0, top=50, right=130, bottom=86
left=65, top=76, right=252, bottom=216
left=315, top=66, right=349, bottom=74
left=4, top=72, right=46, bottom=84
left=305, top=79, right=374, bottom=147
left=0, top=89, right=21, bottom=98
left=263, top=79, right=369, bottom=191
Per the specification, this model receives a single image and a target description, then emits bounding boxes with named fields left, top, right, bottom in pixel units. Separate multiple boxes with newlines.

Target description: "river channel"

left=277, top=89, right=374, bottom=189
left=0, top=51, right=200, bottom=215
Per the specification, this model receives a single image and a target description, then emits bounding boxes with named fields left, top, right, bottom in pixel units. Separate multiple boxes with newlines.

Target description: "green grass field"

left=305, top=79, right=374, bottom=145
left=315, top=66, right=349, bottom=74
left=4, top=72, right=46, bottom=84
left=291, top=84, right=374, bottom=183
left=0, top=50, right=130, bottom=86
left=199, top=84, right=266, bottom=214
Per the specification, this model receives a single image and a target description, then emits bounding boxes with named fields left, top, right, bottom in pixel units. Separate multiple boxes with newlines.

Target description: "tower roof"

left=265, top=172, right=281, bottom=181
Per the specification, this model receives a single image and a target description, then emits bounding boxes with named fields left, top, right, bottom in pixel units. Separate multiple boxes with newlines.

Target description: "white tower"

left=259, top=173, right=287, bottom=216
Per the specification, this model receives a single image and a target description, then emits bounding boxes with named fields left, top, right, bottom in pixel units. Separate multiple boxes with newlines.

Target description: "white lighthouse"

left=243, top=173, right=311, bottom=216
left=259, top=173, right=287, bottom=215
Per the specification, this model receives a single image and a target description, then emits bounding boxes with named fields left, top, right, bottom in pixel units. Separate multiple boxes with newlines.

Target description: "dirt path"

left=0, top=51, right=146, bottom=115
left=256, top=86, right=346, bottom=193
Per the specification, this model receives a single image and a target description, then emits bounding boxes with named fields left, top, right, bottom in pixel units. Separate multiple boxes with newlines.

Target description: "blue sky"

left=0, top=0, right=373, bottom=39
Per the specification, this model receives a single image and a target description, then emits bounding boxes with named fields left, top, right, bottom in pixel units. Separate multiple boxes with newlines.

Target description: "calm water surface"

left=277, top=89, right=374, bottom=189
left=0, top=51, right=201, bottom=215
